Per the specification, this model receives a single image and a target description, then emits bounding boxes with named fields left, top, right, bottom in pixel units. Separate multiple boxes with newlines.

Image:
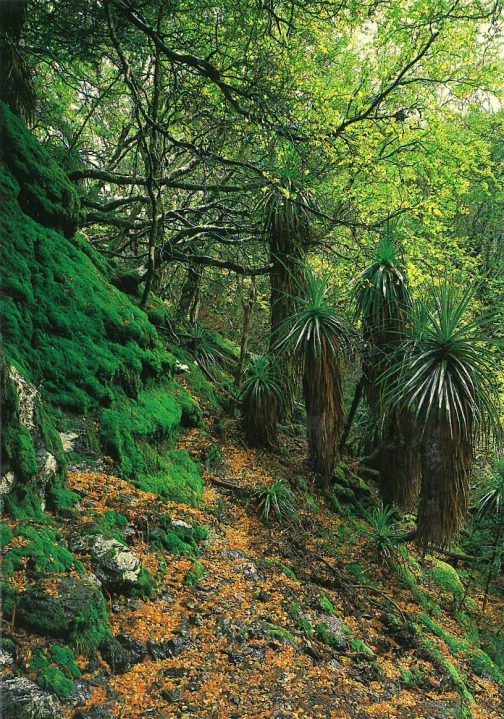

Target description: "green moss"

left=148, top=518, right=207, bottom=557
left=134, top=449, right=204, bottom=506
left=288, top=603, right=314, bottom=634
left=317, top=622, right=346, bottom=648
left=0, top=152, right=173, bottom=415
left=49, top=645, right=81, bottom=679
left=0, top=101, right=79, bottom=236
left=37, top=667, right=75, bottom=698
left=186, top=560, right=206, bottom=587
left=130, top=567, right=156, bottom=598
left=87, top=511, right=129, bottom=543
left=351, top=638, right=375, bottom=658
left=170, top=346, right=223, bottom=413
left=428, top=560, right=465, bottom=601
left=332, top=484, right=355, bottom=502
left=264, top=623, right=298, bottom=647
left=0, top=523, right=13, bottom=547
left=15, top=577, right=110, bottom=655
left=2, top=522, right=83, bottom=577
left=306, top=494, right=320, bottom=512
left=418, top=632, right=474, bottom=705
left=0, top=581, right=19, bottom=615
left=318, top=594, right=336, bottom=615
left=50, top=481, right=79, bottom=511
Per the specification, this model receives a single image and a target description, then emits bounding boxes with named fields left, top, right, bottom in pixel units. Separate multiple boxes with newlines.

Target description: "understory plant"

left=253, top=480, right=298, bottom=524
left=262, top=173, right=312, bottom=419
left=383, top=282, right=500, bottom=547
left=354, top=237, right=420, bottom=507
left=279, top=266, right=351, bottom=489
left=241, top=354, right=282, bottom=448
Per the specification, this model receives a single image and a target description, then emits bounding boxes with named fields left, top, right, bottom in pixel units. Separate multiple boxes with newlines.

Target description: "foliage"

left=240, top=355, right=282, bottom=448
left=383, top=283, right=501, bottom=546
left=2, top=522, right=84, bottom=577
left=366, top=504, right=401, bottom=562
left=278, top=267, right=351, bottom=486
left=253, top=480, right=298, bottom=524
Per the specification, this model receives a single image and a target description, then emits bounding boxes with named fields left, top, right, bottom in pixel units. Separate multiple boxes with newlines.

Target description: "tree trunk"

left=303, top=341, right=344, bottom=490
left=177, top=266, right=202, bottom=323
left=417, top=421, right=471, bottom=547
left=268, top=221, right=306, bottom=420
left=235, top=279, right=256, bottom=386
left=379, top=408, right=421, bottom=507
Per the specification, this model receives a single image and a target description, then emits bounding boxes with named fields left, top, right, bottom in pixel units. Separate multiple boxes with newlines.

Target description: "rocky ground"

left=2, top=414, right=503, bottom=719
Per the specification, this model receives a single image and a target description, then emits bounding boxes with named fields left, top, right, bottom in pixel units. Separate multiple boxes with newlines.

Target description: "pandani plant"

left=240, top=354, right=282, bottom=449
left=382, top=282, right=500, bottom=547
left=262, top=176, right=313, bottom=419
left=354, top=237, right=421, bottom=507
left=278, top=267, right=351, bottom=490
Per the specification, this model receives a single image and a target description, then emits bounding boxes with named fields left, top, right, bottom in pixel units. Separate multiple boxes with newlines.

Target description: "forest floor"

left=4, top=414, right=503, bottom=719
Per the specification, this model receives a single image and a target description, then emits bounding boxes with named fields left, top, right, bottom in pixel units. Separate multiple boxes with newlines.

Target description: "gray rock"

left=99, top=635, right=131, bottom=673
left=1, top=676, right=62, bottom=719
left=147, top=636, right=191, bottom=661
left=116, top=634, right=147, bottom=665
left=0, top=648, right=14, bottom=666
left=91, top=536, right=142, bottom=591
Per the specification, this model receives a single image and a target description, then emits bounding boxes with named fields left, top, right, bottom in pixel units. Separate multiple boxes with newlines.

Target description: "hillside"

left=0, top=100, right=503, bottom=719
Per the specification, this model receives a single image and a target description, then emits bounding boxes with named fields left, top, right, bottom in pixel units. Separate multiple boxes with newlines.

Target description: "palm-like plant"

left=383, top=283, right=500, bottom=546
left=262, top=177, right=313, bottom=419
left=241, top=355, right=282, bottom=448
left=253, top=480, right=298, bottom=524
left=354, top=238, right=420, bottom=507
left=278, top=267, right=351, bottom=489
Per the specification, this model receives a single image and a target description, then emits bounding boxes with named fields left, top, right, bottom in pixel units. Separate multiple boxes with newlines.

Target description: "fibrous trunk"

left=242, top=393, right=278, bottom=449
left=269, top=225, right=305, bottom=419
left=303, top=342, right=344, bottom=490
left=379, top=408, right=421, bottom=507
left=417, top=421, right=471, bottom=547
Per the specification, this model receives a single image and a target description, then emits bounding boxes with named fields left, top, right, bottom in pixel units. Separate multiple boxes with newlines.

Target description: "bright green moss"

left=37, top=667, right=75, bottom=698
left=428, top=560, right=465, bottom=601
left=148, top=518, right=207, bottom=557
left=49, top=645, right=81, bottom=679
left=86, top=511, right=129, bottom=543
left=186, top=559, right=206, bottom=587
left=171, top=346, right=223, bottom=413
left=0, top=523, right=13, bottom=548
left=0, top=101, right=79, bottom=235
left=351, top=638, right=375, bottom=657
left=2, top=523, right=83, bottom=577
left=264, top=623, right=298, bottom=647
left=134, top=449, right=204, bottom=506
left=318, top=594, right=336, bottom=615
left=288, top=602, right=314, bottom=634
left=130, top=567, right=156, bottom=598
left=0, top=156, right=172, bottom=414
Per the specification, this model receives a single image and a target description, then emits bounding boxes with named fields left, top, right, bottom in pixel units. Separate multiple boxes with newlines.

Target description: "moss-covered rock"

left=428, top=560, right=465, bottom=601
left=14, top=576, right=110, bottom=654
left=0, top=100, right=79, bottom=236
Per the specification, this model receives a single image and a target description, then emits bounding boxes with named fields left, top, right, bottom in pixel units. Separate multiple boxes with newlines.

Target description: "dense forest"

left=0, top=2, right=503, bottom=718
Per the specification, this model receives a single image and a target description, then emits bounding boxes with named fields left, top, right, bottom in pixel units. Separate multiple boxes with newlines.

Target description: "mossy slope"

left=0, top=100, right=202, bottom=506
